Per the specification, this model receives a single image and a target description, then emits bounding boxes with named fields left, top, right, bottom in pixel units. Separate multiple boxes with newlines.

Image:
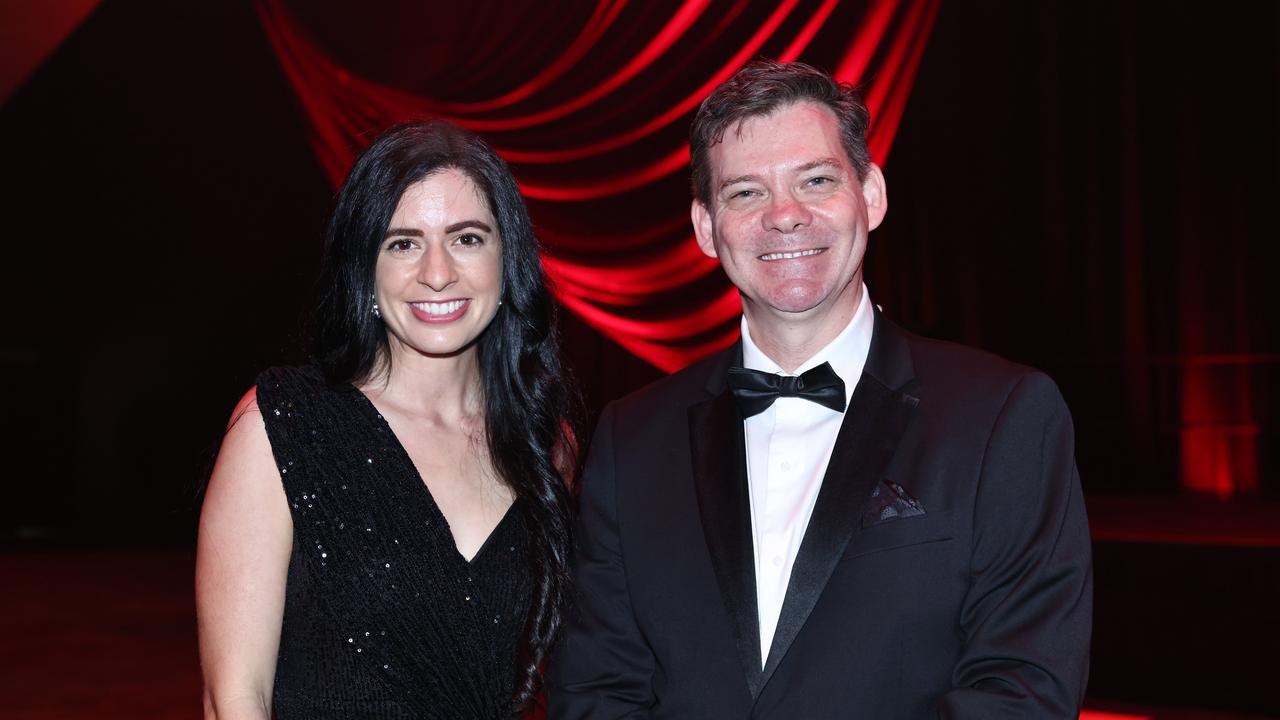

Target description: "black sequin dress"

left=257, top=366, right=532, bottom=719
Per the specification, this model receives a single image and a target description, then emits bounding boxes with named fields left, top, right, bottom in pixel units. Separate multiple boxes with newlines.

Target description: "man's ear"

left=691, top=199, right=717, bottom=258
left=861, top=163, right=888, bottom=231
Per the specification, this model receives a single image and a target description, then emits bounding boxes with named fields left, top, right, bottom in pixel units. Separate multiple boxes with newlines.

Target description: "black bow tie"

left=725, top=362, right=846, bottom=418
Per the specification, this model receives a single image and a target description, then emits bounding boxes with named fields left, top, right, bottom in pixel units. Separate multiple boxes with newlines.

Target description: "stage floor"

left=1, top=546, right=1275, bottom=719
left=2, top=549, right=200, bottom=719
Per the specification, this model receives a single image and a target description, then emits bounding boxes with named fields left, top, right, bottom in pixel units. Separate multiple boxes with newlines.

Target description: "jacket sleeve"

left=547, top=403, right=655, bottom=719
left=938, top=372, right=1093, bottom=719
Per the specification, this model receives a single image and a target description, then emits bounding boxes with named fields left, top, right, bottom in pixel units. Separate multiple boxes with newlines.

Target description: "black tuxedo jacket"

left=548, top=313, right=1092, bottom=719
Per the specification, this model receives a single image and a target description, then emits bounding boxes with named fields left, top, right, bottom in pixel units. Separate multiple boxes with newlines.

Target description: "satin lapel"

left=689, top=386, right=763, bottom=698
left=757, top=314, right=920, bottom=692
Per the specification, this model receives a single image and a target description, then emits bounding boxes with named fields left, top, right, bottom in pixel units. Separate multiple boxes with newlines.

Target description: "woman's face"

left=374, top=168, right=503, bottom=359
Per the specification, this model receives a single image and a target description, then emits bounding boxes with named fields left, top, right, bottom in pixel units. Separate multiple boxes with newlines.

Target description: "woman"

left=196, top=120, right=576, bottom=719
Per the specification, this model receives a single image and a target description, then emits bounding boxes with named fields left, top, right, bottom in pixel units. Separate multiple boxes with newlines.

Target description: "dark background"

left=2, top=1, right=1278, bottom=714
left=4, top=0, right=1274, bottom=542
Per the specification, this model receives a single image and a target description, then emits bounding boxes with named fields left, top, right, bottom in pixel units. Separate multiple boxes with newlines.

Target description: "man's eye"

left=806, top=176, right=835, bottom=187
left=729, top=189, right=758, bottom=200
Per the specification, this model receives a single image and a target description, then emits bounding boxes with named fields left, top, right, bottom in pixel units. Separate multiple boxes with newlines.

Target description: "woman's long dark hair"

left=310, top=120, right=577, bottom=711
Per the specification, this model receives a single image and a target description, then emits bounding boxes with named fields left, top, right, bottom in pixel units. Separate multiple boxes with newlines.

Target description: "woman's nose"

left=417, top=242, right=458, bottom=291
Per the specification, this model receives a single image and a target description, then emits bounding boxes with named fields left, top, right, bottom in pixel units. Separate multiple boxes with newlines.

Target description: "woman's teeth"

left=412, top=300, right=466, bottom=315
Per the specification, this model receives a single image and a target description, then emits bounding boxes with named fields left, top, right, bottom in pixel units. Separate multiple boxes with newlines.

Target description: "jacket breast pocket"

left=841, top=509, right=957, bottom=562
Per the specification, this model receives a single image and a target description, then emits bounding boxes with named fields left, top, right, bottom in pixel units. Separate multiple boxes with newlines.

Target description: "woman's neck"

left=361, top=341, right=485, bottom=424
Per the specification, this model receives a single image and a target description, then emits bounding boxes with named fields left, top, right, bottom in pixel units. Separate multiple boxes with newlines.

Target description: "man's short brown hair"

left=689, top=60, right=872, bottom=207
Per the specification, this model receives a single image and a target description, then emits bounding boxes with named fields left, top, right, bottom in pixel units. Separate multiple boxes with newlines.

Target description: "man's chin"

left=761, top=286, right=832, bottom=315
left=745, top=298, right=828, bottom=323
left=743, top=286, right=864, bottom=328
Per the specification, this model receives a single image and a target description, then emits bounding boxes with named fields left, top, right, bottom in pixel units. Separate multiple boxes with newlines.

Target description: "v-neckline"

left=347, top=384, right=517, bottom=566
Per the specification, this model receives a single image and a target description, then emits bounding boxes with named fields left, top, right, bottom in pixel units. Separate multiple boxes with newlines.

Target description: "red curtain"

left=257, top=0, right=940, bottom=372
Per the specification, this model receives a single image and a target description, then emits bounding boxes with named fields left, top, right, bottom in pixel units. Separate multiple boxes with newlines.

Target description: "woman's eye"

left=387, top=238, right=416, bottom=252
left=455, top=233, right=485, bottom=247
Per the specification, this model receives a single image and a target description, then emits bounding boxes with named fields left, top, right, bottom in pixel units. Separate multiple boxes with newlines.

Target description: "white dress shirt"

left=740, top=284, right=874, bottom=665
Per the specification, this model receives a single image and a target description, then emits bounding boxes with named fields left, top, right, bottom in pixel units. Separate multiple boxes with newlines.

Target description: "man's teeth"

left=412, top=300, right=467, bottom=315
left=760, top=248, right=824, bottom=261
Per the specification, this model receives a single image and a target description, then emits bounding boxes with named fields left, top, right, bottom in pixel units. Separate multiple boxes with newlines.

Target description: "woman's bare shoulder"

left=213, top=387, right=276, bottom=486
left=228, top=387, right=262, bottom=427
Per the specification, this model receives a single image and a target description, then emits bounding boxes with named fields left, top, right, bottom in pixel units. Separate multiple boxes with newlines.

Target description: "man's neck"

left=742, top=285, right=863, bottom=373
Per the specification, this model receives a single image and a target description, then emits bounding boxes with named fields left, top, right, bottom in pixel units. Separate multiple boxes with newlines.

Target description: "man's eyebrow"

left=796, top=158, right=845, bottom=173
left=717, top=174, right=760, bottom=193
left=716, top=158, right=847, bottom=194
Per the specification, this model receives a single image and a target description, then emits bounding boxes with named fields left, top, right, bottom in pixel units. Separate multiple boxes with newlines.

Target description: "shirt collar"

left=740, top=283, right=874, bottom=408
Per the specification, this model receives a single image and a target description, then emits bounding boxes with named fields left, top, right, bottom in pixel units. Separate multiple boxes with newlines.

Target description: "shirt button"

left=772, top=556, right=783, bottom=567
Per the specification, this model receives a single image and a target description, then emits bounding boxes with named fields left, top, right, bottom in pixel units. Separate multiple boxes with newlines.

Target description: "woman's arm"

left=196, top=389, right=293, bottom=720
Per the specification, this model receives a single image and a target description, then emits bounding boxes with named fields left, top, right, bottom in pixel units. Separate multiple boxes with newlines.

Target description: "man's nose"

left=762, top=192, right=812, bottom=233
left=417, top=242, right=458, bottom=291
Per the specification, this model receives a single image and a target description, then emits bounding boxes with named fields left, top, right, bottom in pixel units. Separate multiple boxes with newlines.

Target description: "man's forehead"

left=716, top=100, right=839, bottom=143
left=709, top=102, right=847, bottom=177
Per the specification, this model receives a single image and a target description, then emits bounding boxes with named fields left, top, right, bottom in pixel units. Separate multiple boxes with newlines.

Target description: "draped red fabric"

left=256, top=0, right=941, bottom=371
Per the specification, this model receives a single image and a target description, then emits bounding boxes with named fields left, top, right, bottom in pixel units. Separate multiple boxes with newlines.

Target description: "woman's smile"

left=409, top=299, right=470, bottom=323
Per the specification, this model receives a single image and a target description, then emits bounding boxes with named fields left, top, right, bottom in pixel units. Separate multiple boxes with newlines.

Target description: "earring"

left=371, top=293, right=381, bottom=319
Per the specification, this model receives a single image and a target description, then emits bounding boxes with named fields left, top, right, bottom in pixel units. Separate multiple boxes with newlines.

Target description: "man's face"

left=692, top=101, right=886, bottom=327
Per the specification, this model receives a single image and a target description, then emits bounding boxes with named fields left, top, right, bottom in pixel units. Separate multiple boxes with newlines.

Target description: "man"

left=548, top=61, right=1091, bottom=719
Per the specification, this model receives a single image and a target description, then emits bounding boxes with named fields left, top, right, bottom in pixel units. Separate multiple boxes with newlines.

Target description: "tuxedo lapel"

left=758, top=312, right=920, bottom=692
left=688, top=345, right=764, bottom=698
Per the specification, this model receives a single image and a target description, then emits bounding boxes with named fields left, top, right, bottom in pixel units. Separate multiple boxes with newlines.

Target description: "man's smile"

left=758, top=247, right=826, bottom=262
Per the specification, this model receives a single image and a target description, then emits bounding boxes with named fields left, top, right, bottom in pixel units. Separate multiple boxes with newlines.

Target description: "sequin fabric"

left=258, top=366, right=532, bottom=719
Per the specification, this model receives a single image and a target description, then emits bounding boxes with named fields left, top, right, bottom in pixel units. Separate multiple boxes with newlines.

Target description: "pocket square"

left=862, top=480, right=926, bottom=527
